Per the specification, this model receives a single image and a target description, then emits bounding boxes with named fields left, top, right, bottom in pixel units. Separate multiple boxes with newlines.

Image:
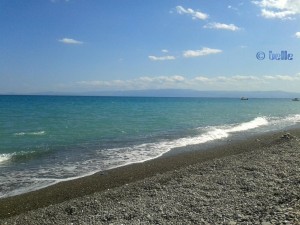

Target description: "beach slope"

left=1, top=130, right=300, bottom=224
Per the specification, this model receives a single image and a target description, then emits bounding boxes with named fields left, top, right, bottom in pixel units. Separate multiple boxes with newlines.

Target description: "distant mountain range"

left=2, top=89, right=300, bottom=98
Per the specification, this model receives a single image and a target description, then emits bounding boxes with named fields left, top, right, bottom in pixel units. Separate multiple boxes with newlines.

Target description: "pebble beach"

left=1, top=130, right=300, bottom=225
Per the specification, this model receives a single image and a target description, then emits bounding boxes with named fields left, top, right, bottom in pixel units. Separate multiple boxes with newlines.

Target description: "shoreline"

left=1, top=128, right=300, bottom=222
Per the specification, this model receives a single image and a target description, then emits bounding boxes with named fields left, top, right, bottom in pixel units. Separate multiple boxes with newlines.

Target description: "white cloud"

left=261, top=8, right=296, bottom=19
left=156, top=75, right=185, bottom=82
left=148, top=55, right=176, bottom=61
left=203, top=22, right=240, bottom=31
left=263, top=74, right=300, bottom=81
left=161, top=49, right=169, bottom=53
left=253, top=0, right=285, bottom=9
left=252, top=0, right=300, bottom=11
left=194, top=76, right=211, bottom=82
left=232, top=75, right=260, bottom=81
left=253, top=0, right=300, bottom=19
left=58, top=38, right=83, bottom=45
left=176, top=5, right=209, bottom=20
left=51, top=0, right=70, bottom=2
left=295, top=32, right=300, bottom=38
left=77, top=75, right=186, bottom=90
left=149, top=47, right=222, bottom=60
left=228, top=5, right=239, bottom=11
left=196, top=74, right=300, bottom=83
left=183, top=47, right=222, bottom=58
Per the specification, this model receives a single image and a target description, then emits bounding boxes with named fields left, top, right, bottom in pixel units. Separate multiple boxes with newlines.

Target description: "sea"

left=1, top=95, right=300, bottom=198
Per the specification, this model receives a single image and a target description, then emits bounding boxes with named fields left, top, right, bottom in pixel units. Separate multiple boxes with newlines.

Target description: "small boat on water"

left=292, top=98, right=300, bottom=101
left=241, top=97, right=248, bottom=100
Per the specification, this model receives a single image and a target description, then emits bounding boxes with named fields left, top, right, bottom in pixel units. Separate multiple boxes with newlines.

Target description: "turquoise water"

left=1, top=95, right=300, bottom=197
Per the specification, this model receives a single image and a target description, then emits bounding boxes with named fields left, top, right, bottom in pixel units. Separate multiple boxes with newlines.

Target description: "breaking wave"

left=0, top=154, right=13, bottom=164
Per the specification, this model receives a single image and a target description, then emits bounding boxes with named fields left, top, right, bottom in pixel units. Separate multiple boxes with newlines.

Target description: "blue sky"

left=0, top=0, right=300, bottom=93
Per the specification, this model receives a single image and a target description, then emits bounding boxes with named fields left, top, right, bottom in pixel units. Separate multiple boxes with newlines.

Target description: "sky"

left=0, top=0, right=300, bottom=94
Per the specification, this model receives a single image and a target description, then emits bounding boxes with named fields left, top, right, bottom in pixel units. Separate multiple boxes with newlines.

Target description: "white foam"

left=173, top=117, right=268, bottom=149
left=277, top=114, right=300, bottom=125
left=227, top=117, right=269, bottom=133
left=14, top=131, right=46, bottom=136
left=0, top=179, right=58, bottom=199
left=259, top=114, right=300, bottom=131
left=0, top=154, right=13, bottom=163
left=196, top=128, right=230, bottom=143
left=31, top=131, right=46, bottom=135
left=14, top=132, right=26, bottom=136
left=94, top=117, right=271, bottom=167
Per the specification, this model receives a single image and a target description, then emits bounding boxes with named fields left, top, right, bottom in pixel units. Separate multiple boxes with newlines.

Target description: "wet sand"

left=1, top=129, right=300, bottom=224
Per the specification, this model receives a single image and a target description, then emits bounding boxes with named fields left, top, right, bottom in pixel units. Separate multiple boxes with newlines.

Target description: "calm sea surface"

left=1, top=95, right=300, bottom=197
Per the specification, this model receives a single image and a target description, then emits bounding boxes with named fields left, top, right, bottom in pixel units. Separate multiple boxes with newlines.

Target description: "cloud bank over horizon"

left=74, top=73, right=300, bottom=92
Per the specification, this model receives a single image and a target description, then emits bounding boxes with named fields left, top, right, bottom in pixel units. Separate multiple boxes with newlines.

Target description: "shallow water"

left=1, top=95, right=300, bottom=197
